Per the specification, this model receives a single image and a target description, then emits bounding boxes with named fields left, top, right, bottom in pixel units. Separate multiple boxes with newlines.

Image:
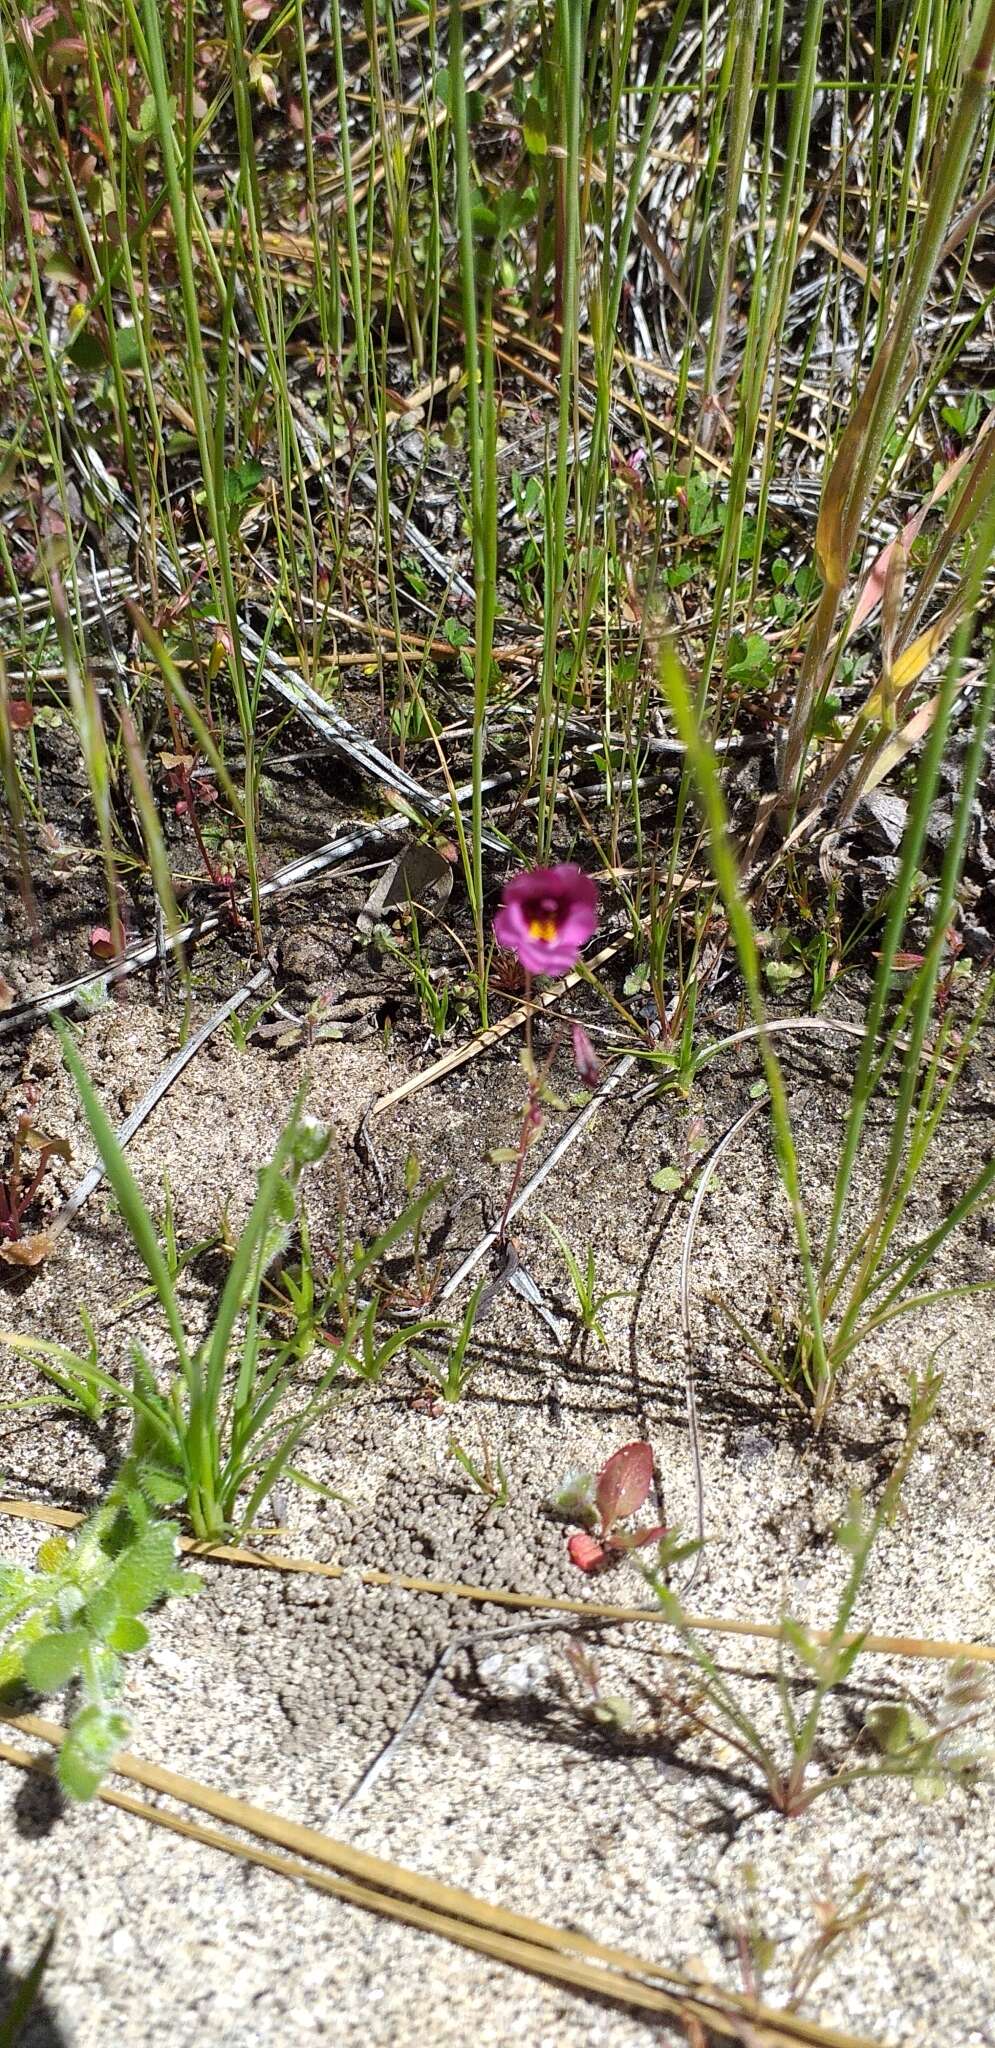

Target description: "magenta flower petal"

left=493, top=864, right=598, bottom=977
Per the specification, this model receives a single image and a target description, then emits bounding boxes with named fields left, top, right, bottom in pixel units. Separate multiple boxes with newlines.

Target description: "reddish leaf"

left=7, top=699, right=33, bottom=730
left=567, top=1532, right=608, bottom=1574
left=88, top=926, right=117, bottom=960
left=595, top=1441, right=653, bottom=1535
left=628, top=1523, right=669, bottom=1550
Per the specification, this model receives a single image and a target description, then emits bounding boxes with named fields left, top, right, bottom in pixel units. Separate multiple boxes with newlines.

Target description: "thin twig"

left=678, top=1096, right=768, bottom=1597
left=438, top=1052, right=641, bottom=1302
left=50, top=964, right=273, bottom=1234
left=336, top=1619, right=566, bottom=1814
left=0, top=1501, right=990, bottom=1663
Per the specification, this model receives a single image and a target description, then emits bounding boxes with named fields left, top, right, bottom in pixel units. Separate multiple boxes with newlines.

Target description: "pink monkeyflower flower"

left=493, top=864, right=598, bottom=977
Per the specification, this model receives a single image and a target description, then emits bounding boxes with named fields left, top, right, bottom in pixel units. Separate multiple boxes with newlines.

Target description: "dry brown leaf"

left=815, top=333, right=895, bottom=590
left=0, top=1231, right=53, bottom=1268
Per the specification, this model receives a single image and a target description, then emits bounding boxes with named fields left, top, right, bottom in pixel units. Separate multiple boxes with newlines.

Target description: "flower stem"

left=498, top=975, right=566, bottom=1242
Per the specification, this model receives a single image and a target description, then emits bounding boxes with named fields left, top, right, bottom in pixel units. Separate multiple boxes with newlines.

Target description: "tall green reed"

left=534, top=0, right=589, bottom=864
left=448, top=1, right=499, bottom=1019
left=663, top=548, right=995, bottom=1425
left=130, top=0, right=263, bottom=942
left=780, top=0, right=995, bottom=808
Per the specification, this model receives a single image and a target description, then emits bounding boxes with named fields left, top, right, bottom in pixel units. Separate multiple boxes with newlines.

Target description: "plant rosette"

left=548, top=1441, right=667, bottom=1573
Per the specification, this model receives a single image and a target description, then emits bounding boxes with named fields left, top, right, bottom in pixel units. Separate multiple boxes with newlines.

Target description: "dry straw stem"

left=0, top=1502, right=991, bottom=1667
left=370, top=866, right=709, bottom=1118
left=0, top=1711, right=880, bottom=2048
left=370, top=937, right=626, bottom=1116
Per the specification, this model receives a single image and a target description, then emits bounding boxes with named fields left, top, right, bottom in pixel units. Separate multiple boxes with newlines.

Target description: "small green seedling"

left=226, top=990, right=279, bottom=1053
left=0, top=1923, right=57, bottom=2045
left=0, top=1311, right=105, bottom=1424
left=113, top=1174, right=221, bottom=1317
left=449, top=1432, right=509, bottom=1509
left=730, top=1865, right=879, bottom=2006
left=374, top=904, right=458, bottom=1043
left=544, top=1217, right=633, bottom=1347
left=265, top=1199, right=446, bottom=1384
left=548, top=1441, right=667, bottom=1572
left=863, top=1658, right=990, bottom=1802
left=18, top=1021, right=443, bottom=1540
left=418, top=1279, right=485, bottom=1402
left=561, top=1637, right=636, bottom=1735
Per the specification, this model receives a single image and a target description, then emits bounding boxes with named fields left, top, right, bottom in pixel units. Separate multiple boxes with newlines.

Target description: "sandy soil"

left=1, top=969, right=994, bottom=2048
